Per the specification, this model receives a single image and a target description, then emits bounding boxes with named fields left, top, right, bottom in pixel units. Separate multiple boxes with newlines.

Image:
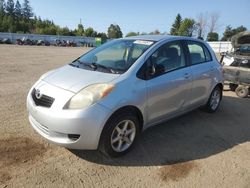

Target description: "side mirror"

left=155, top=64, right=165, bottom=76
left=148, top=63, right=156, bottom=76
left=137, top=59, right=166, bottom=80
left=145, top=64, right=165, bottom=78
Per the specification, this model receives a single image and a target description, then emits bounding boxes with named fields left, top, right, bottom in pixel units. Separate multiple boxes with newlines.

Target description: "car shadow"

left=69, top=95, right=250, bottom=166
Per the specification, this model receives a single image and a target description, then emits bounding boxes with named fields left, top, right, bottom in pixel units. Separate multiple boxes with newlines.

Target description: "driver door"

left=145, top=41, right=193, bottom=125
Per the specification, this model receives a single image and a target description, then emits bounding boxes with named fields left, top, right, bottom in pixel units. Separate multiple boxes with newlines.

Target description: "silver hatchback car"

left=27, top=35, right=223, bottom=157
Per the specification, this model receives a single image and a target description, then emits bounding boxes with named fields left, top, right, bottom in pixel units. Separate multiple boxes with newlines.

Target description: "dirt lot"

left=0, top=45, right=250, bottom=188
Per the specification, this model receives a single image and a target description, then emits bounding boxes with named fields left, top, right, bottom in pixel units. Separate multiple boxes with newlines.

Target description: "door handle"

left=210, top=66, right=215, bottom=71
left=184, top=73, right=190, bottom=79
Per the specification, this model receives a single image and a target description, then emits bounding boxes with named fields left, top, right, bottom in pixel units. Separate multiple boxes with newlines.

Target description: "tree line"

left=0, top=0, right=124, bottom=40
left=127, top=13, right=248, bottom=41
left=0, top=1, right=248, bottom=41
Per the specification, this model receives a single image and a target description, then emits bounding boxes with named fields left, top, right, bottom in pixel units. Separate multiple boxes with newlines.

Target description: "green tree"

left=85, top=27, right=94, bottom=37
left=22, top=0, right=33, bottom=19
left=107, top=24, right=123, bottom=38
left=207, top=32, right=219, bottom=41
left=126, top=31, right=138, bottom=37
left=234, top=25, right=247, bottom=34
left=2, top=15, right=15, bottom=32
left=178, top=18, right=196, bottom=37
left=170, top=13, right=182, bottom=35
left=6, top=0, right=15, bottom=16
left=0, top=0, right=5, bottom=16
left=0, top=0, right=5, bottom=31
left=14, top=0, right=21, bottom=18
left=58, top=27, right=73, bottom=36
left=221, top=25, right=247, bottom=41
left=221, top=25, right=234, bottom=41
left=76, top=23, right=84, bottom=36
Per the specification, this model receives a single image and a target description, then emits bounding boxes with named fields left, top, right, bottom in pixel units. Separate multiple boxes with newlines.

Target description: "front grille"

left=31, top=88, right=55, bottom=108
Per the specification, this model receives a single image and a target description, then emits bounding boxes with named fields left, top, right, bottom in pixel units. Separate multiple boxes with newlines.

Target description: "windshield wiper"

left=72, top=60, right=97, bottom=70
left=91, top=63, right=116, bottom=73
left=71, top=60, right=116, bottom=73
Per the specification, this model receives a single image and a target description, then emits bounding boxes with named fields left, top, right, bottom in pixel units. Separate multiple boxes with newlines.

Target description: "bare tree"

left=196, top=13, right=208, bottom=39
left=208, top=12, right=220, bottom=33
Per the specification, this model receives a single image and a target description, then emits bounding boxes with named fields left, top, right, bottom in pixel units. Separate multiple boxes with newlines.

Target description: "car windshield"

left=70, top=39, right=154, bottom=74
left=239, top=45, right=250, bottom=52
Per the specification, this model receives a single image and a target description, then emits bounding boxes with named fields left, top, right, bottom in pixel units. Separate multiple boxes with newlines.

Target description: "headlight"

left=64, top=84, right=114, bottom=109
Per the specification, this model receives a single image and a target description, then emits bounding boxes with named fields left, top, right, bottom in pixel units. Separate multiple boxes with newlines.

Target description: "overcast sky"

left=25, top=0, right=250, bottom=37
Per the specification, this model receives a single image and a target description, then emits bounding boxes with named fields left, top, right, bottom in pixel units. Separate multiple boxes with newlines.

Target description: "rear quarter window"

left=187, top=41, right=212, bottom=64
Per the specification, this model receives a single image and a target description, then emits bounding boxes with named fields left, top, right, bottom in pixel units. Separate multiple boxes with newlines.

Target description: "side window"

left=187, top=41, right=206, bottom=65
left=150, top=41, right=186, bottom=74
left=203, top=45, right=212, bottom=62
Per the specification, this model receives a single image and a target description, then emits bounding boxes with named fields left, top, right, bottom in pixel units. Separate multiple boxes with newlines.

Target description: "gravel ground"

left=0, top=45, right=250, bottom=188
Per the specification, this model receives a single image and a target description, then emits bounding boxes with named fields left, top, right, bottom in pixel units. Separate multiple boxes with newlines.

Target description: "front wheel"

left=99, top=112, right=140, bottom=157
left=205, top=86, right=222, bottom=113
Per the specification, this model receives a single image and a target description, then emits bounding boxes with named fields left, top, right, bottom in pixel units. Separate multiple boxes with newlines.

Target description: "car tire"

left=205, top=86, right=222, bottom=113
left=99, top=112, right=140, bottom=157
left=235, top=86, right=249, bottom=98
left=229, top=83, right=238, bottom=91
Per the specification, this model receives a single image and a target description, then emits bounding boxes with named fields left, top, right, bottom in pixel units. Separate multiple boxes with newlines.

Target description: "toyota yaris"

left=27, top=35, right=223, bottom=157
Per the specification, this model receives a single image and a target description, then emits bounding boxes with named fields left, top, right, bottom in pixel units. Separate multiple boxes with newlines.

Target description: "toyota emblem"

left=35, top=89, right=42, bottom=99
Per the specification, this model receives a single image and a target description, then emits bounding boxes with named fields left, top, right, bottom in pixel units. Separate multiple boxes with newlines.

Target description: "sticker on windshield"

left=134, top=40, right=153, bottom=46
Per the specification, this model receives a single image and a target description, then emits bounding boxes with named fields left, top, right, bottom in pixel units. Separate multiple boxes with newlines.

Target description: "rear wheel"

left=205, top=86, right=222, bottom=113
left=235, top=86, right=249, bottom=98
left=99, top=112, right=139, bottom=157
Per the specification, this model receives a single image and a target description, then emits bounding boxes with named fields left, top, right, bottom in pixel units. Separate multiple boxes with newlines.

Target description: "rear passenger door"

left=185, top=40, right=214, bottom=106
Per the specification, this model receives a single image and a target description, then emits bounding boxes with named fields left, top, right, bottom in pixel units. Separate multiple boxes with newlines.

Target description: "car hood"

left=231, top=31, right=250, bottom=48
left=42, top=65, right=120, bottom=93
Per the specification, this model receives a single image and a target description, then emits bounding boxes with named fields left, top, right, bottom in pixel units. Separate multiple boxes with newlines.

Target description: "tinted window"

left=187, top=41, right=206, bottom=64
left=150, top=41, right=186, bottom=74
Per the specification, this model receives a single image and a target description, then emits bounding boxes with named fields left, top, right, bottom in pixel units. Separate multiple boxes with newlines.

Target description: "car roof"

left=124, top=35, right=194, bottom=42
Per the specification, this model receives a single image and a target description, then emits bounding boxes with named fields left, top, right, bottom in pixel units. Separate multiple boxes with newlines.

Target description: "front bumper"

left=27, top=81, right=112, bottom=150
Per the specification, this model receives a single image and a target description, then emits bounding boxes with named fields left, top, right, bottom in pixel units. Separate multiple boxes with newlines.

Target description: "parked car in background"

left=27, top=35, right=223, bottom=157
left=221, top=31, right=250, bottom=97
left=0, top=38, right=11, bottom=44
left=221, top=31, right=250, bottom=66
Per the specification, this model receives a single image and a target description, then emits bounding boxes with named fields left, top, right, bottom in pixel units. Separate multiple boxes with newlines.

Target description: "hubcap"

left=239, top=89, right=245, bottom=95
left=111, top=120, right=136, bottom=152
left=210, top=89, right=221, bottom=110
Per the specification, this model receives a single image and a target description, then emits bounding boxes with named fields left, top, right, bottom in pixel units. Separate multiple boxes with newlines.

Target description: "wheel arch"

left=106, top=105, right=144, bottom=132
left=216, top=83, right=223, bottom=91
left=98, top=105, right=144, bottom=151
